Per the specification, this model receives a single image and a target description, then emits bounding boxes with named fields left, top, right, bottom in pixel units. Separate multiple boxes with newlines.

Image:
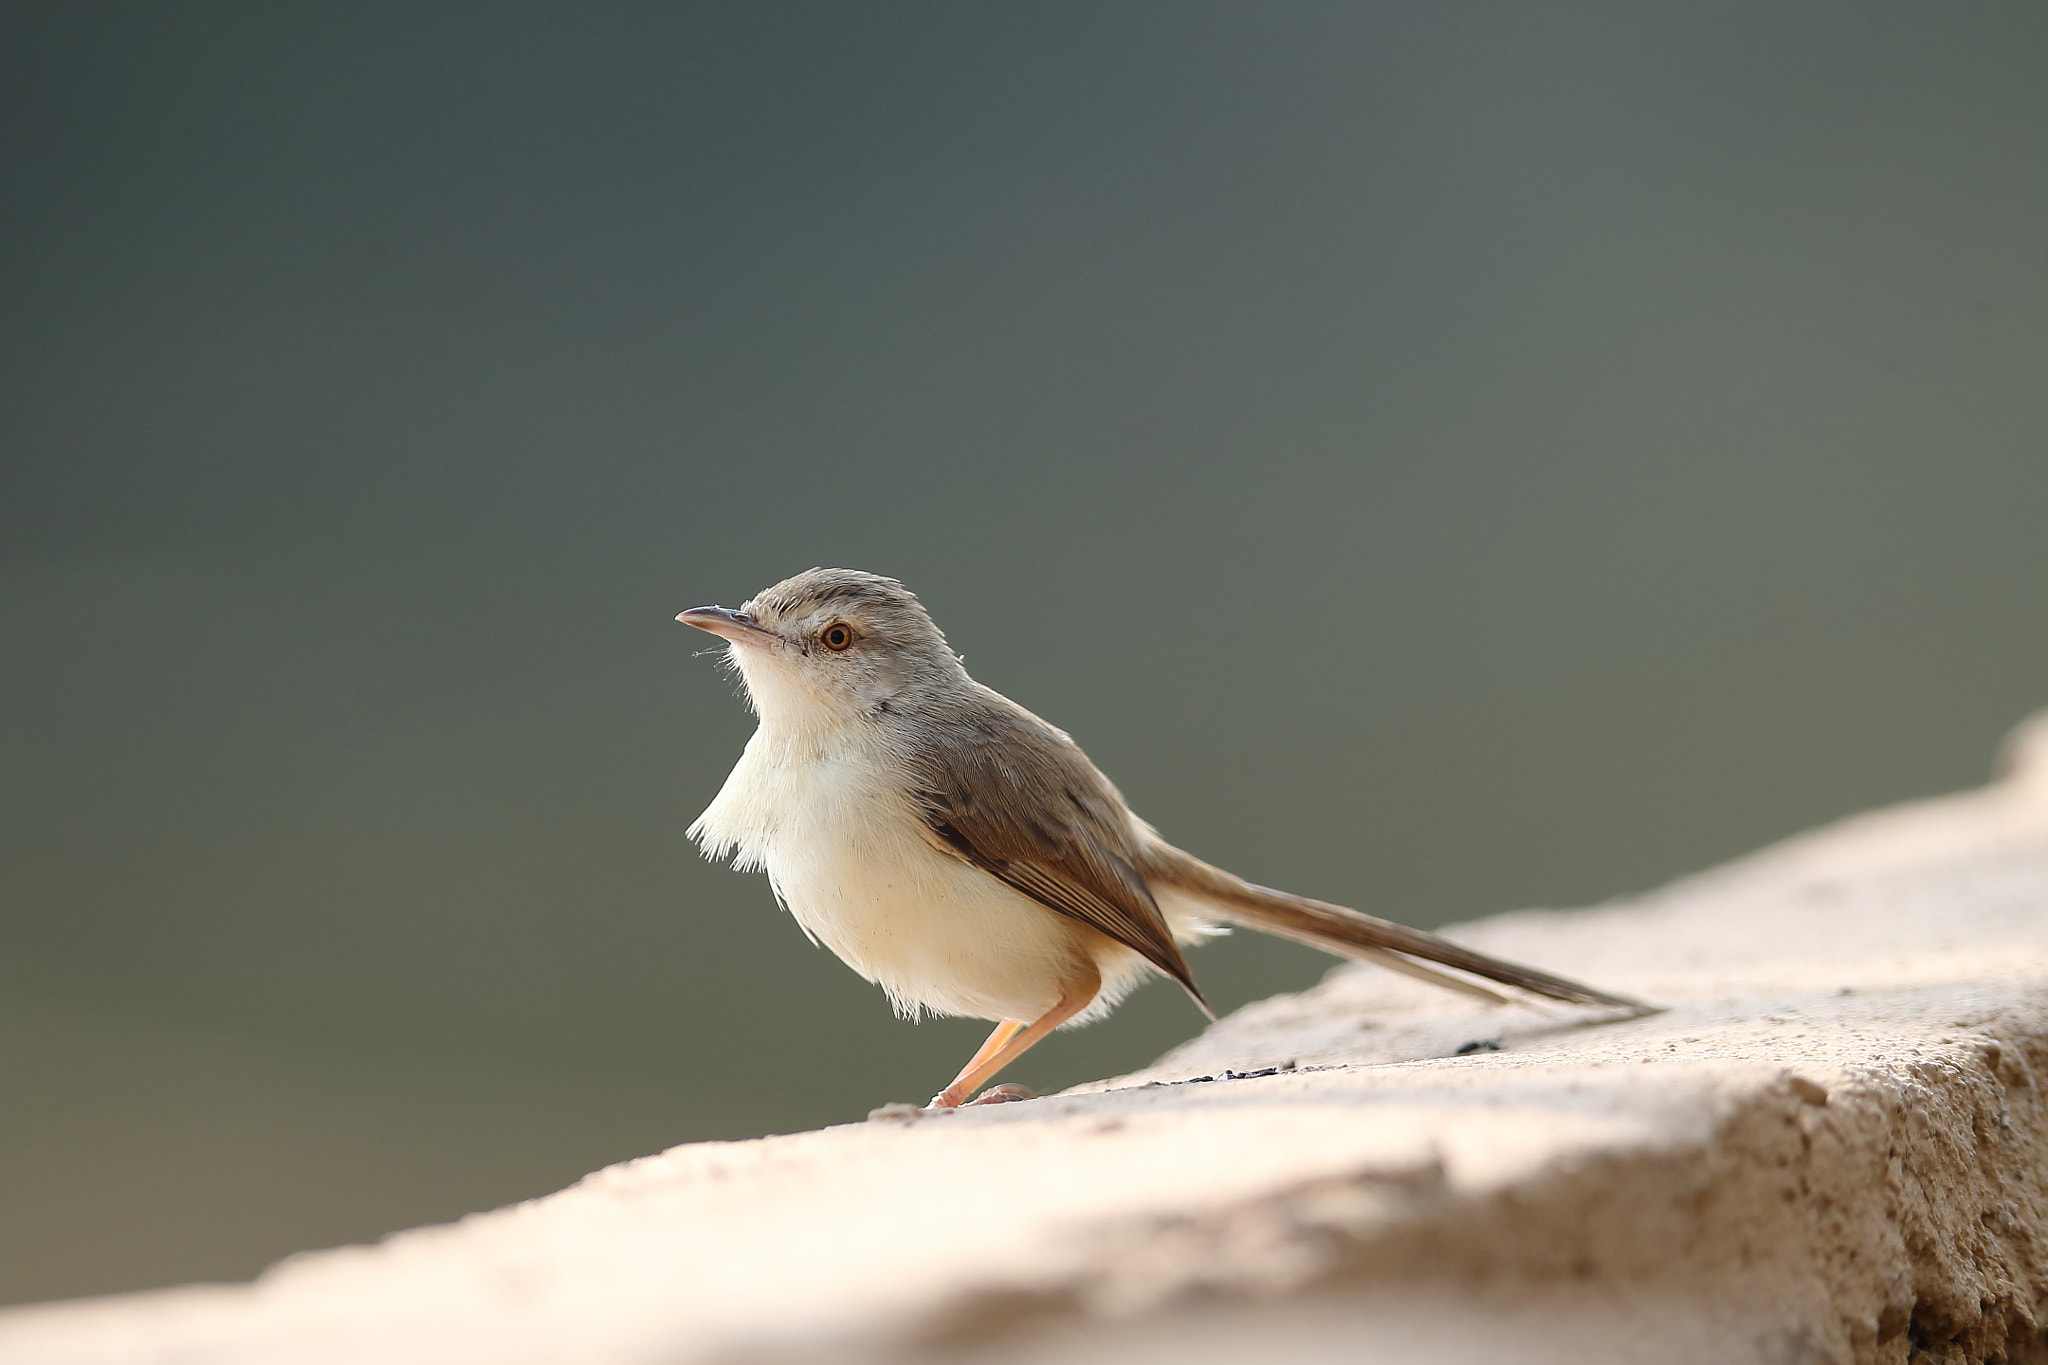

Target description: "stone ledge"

left=5, top=714, right=2048, bottom=1365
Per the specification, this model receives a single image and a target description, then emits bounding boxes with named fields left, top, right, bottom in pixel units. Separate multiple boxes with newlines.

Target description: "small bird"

left=680, top=568, right=1645, bottom=1110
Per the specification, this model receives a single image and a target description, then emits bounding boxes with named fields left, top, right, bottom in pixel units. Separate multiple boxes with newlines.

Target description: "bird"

left=678, top=568, right=1647, bottom=1110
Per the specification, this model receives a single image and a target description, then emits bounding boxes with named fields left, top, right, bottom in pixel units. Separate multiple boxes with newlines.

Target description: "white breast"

left=689, top=723, right=1091, bottom=1023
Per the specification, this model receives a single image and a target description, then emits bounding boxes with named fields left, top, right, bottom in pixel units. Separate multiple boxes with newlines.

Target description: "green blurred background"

left=2, top=2, right=2044, bottom=1307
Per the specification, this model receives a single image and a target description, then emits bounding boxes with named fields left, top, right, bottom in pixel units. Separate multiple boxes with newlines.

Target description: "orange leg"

left=947, top=1019, right=1025, bottom=1088
left=927, top=971, right=1099, bottom=1110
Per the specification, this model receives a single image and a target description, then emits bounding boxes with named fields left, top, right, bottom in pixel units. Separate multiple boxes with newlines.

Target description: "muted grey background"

left=2, top=2, right=2044, bottom=1306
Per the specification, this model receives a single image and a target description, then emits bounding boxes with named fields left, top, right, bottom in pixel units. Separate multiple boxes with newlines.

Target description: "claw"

left=966, top=1083, right=1037, bottom=1106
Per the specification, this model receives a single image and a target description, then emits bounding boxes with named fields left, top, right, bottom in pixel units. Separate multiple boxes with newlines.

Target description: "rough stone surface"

left=6, top=715, right=2048, bottom=1365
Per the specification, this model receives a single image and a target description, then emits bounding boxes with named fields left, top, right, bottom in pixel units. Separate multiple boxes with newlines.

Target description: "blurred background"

left=2, top=1, right=2044, bottom=1307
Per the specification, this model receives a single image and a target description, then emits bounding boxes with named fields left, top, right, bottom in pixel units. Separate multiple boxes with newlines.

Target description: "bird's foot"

left=922, top=1082, right=1037, bottom=1111
left=965, top=1083, right=1037, bottom=1106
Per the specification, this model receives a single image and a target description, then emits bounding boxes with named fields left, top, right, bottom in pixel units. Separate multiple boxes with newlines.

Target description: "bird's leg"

left=926, top=973, right=1098, bottom=1110
left=941, top=1019, right=1025, bottom=1099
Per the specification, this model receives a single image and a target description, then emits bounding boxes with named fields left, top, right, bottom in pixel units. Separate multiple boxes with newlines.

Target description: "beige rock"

left=6, top=715, right=2048, bottom=1365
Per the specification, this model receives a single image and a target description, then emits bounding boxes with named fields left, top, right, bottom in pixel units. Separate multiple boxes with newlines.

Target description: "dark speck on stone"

left=1455, top=1039, right=1503, bottom=1056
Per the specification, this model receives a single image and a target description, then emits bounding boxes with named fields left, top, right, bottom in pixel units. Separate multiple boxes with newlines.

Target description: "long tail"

left=1144, top=846, right=1654, bottom=1013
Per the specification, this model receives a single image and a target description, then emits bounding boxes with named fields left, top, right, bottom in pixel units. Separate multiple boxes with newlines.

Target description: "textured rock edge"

left=898, top=1022, right=2048, bottom=1365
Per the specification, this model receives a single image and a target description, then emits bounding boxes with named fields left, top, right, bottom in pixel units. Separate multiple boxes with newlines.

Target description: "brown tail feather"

left=1145, top=847, right=1654, bottom=1013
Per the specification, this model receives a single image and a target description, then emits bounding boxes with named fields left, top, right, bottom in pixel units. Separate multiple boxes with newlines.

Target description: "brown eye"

left=820, top=622, right=854, bottom=652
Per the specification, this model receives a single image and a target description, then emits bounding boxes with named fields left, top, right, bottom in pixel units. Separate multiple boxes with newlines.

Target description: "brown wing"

left=911, top=688, right=1208, bottom=1012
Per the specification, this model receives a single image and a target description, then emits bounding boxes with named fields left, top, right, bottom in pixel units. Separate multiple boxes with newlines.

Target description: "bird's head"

left=677, top=568, right=966, bottom=730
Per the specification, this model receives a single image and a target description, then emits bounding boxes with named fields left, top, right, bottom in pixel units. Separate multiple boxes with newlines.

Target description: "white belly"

left=690, top=731, right=1090, bottom=1022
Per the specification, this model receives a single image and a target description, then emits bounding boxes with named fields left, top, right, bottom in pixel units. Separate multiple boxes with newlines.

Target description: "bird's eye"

left=820, top=623, right=854, bottom=652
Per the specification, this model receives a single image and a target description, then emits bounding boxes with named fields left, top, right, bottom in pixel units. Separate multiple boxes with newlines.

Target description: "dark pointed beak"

left=675, top=605, right=780, bottom=648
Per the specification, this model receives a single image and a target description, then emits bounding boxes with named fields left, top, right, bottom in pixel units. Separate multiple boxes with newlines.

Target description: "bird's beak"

left=675, top=605, right=780, bottom=648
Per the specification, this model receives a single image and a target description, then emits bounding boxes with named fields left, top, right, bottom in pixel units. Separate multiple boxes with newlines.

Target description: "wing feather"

left=911, top=690, right=1206, bottom=1008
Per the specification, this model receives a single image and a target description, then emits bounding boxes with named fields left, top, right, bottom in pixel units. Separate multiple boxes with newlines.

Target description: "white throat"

left=728, top=642, right=861, bottom=744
